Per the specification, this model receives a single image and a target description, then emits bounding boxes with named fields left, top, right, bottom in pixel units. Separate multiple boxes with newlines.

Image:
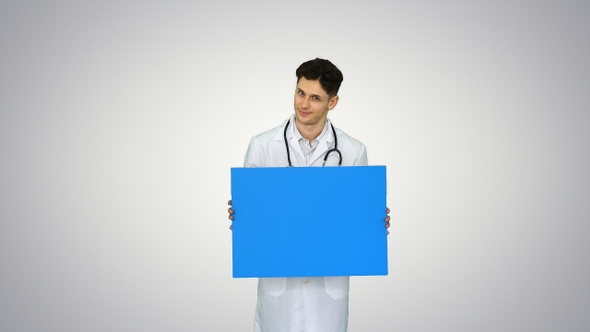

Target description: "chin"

left=295, top=117, right=313, bottom=126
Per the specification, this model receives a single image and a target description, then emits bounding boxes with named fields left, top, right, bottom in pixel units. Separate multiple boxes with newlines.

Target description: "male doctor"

left=228, top=58, right=390, bottom=332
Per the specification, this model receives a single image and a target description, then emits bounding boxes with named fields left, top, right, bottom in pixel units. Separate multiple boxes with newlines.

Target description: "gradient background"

left=1, top=1, right=588, bottom=331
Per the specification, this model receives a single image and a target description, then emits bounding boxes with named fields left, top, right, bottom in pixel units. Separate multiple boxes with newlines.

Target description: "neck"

left=294, top=118, right=326, bottom=142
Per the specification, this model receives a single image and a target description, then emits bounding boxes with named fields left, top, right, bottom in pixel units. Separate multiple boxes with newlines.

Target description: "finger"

left=384, top=215, right=390, bottom=222
left=385, top=222, right=390, bottom=229
left=386, top=207, right=390, bottom=214
left=228, top=200, right=232, bottom=205
left=228, top=215, right=234, bottom=221
left=229, top=224, right=233, bottom=230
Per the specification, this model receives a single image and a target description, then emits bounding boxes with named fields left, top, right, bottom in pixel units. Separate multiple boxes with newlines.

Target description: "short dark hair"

left=296, top=58, right=343, bottom=96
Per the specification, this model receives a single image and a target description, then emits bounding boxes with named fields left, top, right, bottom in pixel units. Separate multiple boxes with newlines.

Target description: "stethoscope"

left=283, top=119, right=342, bottom=167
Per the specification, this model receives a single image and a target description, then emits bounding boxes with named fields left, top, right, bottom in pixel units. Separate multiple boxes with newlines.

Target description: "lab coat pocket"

left=259, top=278, right=287, bottom=297
left=324, top=277, right=350, bottom=300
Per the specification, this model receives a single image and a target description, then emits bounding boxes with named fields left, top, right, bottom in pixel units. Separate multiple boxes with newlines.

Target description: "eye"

left=297, top=90, right=305, bottom=96
left=312, top=95, right=321, bottom=101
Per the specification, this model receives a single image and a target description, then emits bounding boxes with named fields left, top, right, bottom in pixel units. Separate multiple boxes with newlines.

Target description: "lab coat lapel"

left=275, top=117, right=305, bottom=166
left=286, top=130, right=305, bottom=165
left=308, top=122, right=335, bottom=166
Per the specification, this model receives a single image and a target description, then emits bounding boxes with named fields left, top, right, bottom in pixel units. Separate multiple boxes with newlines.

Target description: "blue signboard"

left=231, top=166, right=388, bottom=278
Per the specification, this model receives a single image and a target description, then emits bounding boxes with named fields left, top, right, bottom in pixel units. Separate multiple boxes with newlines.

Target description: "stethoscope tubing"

left=284, top=119, right=342, bottom=167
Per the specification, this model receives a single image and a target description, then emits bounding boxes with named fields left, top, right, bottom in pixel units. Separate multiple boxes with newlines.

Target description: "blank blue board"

left=231, top=166, right=388, bottom=278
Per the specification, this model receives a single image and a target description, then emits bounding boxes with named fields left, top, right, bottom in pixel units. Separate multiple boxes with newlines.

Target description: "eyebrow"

left=297, top=88, right=323, bottom=99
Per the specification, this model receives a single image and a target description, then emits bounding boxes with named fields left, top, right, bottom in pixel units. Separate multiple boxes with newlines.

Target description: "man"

left=228, top=58, right=390, bottom=332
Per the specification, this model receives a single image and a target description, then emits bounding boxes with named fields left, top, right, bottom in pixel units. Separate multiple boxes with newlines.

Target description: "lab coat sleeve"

left=355, top=144, right=368, bottom=166
left=243, top=137, right=263, bottom=168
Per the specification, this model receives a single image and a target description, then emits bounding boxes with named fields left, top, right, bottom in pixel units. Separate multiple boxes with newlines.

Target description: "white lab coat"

left=244, top=115, right=368, bottom=332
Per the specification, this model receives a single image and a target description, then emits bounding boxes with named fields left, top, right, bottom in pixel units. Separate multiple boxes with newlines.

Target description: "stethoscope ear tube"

left=284, top=119, right=293, bottom=167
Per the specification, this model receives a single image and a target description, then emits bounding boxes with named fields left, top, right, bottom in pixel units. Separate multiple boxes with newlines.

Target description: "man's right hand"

left=227, top=200, right=234, bottom=230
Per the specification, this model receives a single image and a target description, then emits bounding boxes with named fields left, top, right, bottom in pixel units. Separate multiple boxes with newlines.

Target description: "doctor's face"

left=294, top=77, right=338, bottom=127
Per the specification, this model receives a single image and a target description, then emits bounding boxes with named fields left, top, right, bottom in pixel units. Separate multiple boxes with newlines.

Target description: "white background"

left=1, top=1, right=588, bottom=331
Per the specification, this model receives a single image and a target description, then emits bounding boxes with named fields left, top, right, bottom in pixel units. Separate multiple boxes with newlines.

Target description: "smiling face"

left=293, top=77, right=339, bottom=130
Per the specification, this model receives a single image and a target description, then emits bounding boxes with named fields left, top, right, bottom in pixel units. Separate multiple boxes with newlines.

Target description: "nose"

left=301, top=97, right=310, bottom=109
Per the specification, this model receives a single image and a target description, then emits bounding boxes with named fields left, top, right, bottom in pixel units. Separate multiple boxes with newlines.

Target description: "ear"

left=328, top=95, right=339, bottom=110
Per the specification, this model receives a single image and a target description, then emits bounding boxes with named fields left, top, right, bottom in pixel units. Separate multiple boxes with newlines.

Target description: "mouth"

left=298, top=109, right=311, bottom=117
